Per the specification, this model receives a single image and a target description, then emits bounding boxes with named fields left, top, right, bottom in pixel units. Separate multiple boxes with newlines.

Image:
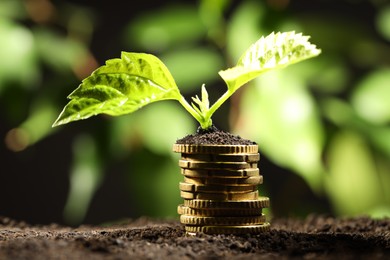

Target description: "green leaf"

left=53, top=52, right=181, bottom=127
left=219, top=31, right=321, bottom=92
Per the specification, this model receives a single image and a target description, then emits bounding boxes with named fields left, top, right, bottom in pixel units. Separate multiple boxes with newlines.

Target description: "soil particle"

left=176, top=125, right=256, bottom=145
left=0, top=215, right=389, bottom=259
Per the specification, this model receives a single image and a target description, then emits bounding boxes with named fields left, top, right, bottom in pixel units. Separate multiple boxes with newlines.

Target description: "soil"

left=0, top=215, right=389, bottom=259
left=176, top=126, right=256, bottom=145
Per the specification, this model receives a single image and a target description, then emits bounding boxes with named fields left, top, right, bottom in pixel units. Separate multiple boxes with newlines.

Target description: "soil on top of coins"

left=1, top=215, right=389, bottom=259
left=176, top=125, right=256, bottom=145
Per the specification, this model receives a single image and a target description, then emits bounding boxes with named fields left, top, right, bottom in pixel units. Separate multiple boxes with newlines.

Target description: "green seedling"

left=53, top=31, right=321, bottom=129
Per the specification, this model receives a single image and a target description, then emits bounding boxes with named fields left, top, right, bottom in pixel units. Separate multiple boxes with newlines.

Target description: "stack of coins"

left=173, top=144, right=270, bottom=235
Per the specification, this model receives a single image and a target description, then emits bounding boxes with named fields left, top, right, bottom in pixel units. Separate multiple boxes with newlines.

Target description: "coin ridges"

left=180, top=190, right=259, bottom=200
left=181, top=153, right=260, bottom=162
left=183, top=175, right=263, bottom=186
left=183, top=197, right=270, bottom=209
left=177, top=204, right=263, bottom=217
left=179, top=160, right=257, bottom=170
left=179, top=182, right=257, bottom=193
left=180, top=214, right=266, bottom=226
left=181, top=168, right=260, bottom=178
left=184, top=223, right=271, bottom=235
left=173, top=144, right=259, bottom=154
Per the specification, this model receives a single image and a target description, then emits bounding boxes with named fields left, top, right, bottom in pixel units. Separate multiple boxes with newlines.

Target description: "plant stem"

left=178, top=96, right=210, bottom=129
left=207, top=90, right=232, bottom=120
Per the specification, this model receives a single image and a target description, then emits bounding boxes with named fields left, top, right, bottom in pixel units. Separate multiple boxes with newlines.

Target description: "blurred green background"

left=1, top=0, right=389, bottom=225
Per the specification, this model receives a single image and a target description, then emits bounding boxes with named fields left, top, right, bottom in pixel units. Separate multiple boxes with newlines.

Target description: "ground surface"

left=0, top=215, right=389, bottom=259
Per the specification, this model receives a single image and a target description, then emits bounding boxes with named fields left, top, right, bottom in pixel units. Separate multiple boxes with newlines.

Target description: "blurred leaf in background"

left=124, top=5, right=205, bottom=53
left=0, top=0, right=99, bottom=225
left=1, top=0, right=95, bottom=150
left=0, top=17, right=38, bottom=93
left=325, top=131, right=387, bottom=217
left=237, top=68, right=325, bottom=194
left=64, top=134, right=103, bottom=225
left=351, top=68, right=390, bottom=125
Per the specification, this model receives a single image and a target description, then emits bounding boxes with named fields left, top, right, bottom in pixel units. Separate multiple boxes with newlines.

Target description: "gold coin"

left=180, top=214, right=266, bottom=226
left=180, top=190, right=259, bottom=200
left=184, top=223, right=271, bottom=235
left=172, top=144, right=258, bottom=154
left=179, top=182, right=257, bottom=193
left=183, top=176, right=263, bottom=186
left=179, top=160, right=257, bottom=170
left=177, top=204, right=263, bottom=217
left=183, top=197, right=270, bottom=209
left=181, top=153, right=260, bottom=163
left=181, top=168, right=259, bottom=178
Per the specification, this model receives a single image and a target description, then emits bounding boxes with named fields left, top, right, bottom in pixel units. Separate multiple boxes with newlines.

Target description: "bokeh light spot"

left=5, top=128, right=30, bottom=152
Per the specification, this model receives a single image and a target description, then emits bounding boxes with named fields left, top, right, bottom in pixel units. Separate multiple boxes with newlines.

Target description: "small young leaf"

left=191, top=98, right=203, bottom=115
left=200, top=84, right=209, bottom=111
left=191, top=84, right=210, bottom=114
left=219, top=31, right=321, bottom=92
left=53, top=52, right=181, bottom=126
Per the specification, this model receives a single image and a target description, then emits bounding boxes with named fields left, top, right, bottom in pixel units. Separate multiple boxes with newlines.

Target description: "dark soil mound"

left=176, top=125, right=256, bottom=145
left=1, top=215, right=389, bottom=259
